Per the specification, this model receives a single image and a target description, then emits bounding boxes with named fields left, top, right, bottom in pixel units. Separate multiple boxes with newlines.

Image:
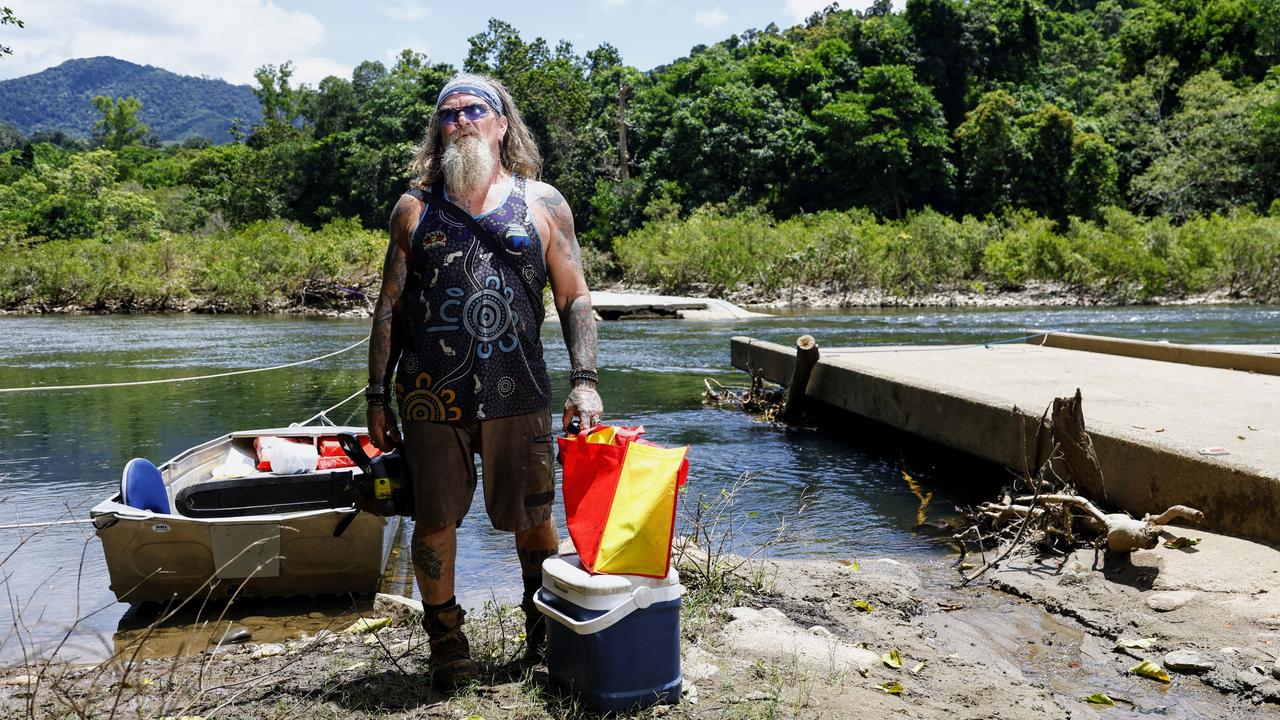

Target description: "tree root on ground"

left=955, top=390, right=1205, bottom=585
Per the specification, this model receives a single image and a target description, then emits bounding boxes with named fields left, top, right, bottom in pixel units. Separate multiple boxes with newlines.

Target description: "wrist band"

left=365, top=382, right=389, bottom=405
left=569, top=369, right=599, bottom=386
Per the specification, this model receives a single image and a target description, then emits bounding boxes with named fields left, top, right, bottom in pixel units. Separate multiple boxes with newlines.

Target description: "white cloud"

left=0, top=0, right=349, bottom=86
left=694, top=7, right=729, bottom=27
left=376, top=4, right=430, bottom=22
left=600, top=0, right=629, bottom=8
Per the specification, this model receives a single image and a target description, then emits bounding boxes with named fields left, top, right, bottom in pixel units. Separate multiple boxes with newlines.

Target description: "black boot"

left=422, top=602, right=478, bottom=690
left=521, top=576, right=547, bottom=664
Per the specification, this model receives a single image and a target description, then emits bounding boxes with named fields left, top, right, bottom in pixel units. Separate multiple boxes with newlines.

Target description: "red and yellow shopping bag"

left=559, top=425, right=689, bottom=578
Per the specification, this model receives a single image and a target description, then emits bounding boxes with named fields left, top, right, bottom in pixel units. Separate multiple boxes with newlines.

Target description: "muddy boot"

left=521, top=576, right=547, bottom=664
left=423, top=602, right=478, bottom=690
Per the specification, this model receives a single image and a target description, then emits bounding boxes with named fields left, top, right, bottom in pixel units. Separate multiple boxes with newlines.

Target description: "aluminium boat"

left=90, top=425, right=400, bottom=604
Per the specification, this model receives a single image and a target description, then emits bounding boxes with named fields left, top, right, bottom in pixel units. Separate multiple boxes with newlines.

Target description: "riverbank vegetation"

left=2, top=2, right=1279, bottom=310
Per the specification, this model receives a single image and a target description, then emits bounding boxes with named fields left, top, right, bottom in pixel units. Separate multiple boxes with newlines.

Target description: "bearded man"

left=365, top=73, right=602, bottom=689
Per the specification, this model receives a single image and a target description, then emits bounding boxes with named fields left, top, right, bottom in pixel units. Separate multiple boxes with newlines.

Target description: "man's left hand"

left=563, top=384, right=603, bottom=434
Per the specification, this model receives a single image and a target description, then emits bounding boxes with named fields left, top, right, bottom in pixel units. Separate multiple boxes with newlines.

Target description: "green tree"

left=1020, top=104, right=1077, bottom=223
left=1066, top=132, right=1120, bottom=220
left=0, top=6, right=22, bottom=58
left=0, top=121, right=22, bottom=152
left=1130, top=69, right=1257, bottom=219
left=1250, top=67, right=1280, bottom=211
left=251, top=62, right=302, bottom=145
left=814, top=64, right=952, bottom=216
left=91, top=96, right=149, bottom=151
left=955, top=90, right=1023, bottom=215
left=905, top=0, right=972, bottom=127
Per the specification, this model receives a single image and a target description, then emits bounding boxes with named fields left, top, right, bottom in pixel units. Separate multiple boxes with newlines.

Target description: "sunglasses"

left=437, top=103, right=492, bottom=126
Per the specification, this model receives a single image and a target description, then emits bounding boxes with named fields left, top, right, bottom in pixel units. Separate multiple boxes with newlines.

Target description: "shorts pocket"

left=525, top=436, right=555, bottom=509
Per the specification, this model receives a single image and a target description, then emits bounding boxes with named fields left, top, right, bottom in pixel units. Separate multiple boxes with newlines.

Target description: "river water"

left=0, top=305, right=1276, bottom=665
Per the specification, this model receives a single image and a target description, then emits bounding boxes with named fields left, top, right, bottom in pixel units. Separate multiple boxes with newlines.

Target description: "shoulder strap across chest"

left=404, top=184, right=544, bottom=317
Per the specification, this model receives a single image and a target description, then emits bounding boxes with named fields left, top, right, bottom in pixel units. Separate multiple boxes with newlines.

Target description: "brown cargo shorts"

left=401, top=410, right=555, bottom=532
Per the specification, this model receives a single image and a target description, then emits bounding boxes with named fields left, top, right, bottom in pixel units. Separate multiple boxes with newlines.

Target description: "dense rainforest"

left=2, top=1, right=1279, bottom=310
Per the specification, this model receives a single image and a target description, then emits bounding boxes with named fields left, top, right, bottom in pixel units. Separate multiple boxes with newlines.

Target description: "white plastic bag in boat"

left=259, top=436, right=319, bottom=474
left=211, top=447, right=256, bottom=480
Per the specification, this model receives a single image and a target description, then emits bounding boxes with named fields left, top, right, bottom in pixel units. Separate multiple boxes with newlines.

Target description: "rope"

left=295, top=386, right=366, bottom=427
left=0, top=336, right=369, bottom=394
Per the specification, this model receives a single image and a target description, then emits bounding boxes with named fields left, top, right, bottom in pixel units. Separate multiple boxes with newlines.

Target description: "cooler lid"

left=542, top=553, right=680, bottom=598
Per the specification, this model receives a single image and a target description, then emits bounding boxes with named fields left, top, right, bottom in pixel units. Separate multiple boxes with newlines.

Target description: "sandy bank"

left=4, top=535, right=1276, bottom=719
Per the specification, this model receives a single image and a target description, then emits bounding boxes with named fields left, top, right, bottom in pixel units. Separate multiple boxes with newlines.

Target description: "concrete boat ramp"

left=732, top=332, right=1280, bottom=543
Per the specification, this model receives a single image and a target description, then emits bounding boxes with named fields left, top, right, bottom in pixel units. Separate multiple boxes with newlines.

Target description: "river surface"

left=0, top=305, right=1276, bottom=665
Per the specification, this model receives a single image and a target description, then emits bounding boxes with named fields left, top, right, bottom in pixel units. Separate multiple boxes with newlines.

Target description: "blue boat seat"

left=121, top=458, right=170, bottom=514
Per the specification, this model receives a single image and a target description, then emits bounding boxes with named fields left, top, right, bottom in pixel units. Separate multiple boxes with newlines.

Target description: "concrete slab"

left=589, top=291, right=766, bottom=320
left=731, top=335, right=1280, bottom=543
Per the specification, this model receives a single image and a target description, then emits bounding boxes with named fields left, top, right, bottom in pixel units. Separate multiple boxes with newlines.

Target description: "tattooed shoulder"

left=534, top=183, right=571, bottom=225
left=390, top=193, right=422, bottom=231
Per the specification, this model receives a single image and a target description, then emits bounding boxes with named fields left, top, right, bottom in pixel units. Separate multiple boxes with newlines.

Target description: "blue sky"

left=1, top=1, right=896, bottom=86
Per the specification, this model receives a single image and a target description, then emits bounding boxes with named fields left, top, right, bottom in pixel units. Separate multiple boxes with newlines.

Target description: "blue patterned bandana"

left=436, top=77, right=504, bottom=116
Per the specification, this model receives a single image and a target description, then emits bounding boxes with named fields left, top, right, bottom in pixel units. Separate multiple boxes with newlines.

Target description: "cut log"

left=779, top=335, right=819, bottom=424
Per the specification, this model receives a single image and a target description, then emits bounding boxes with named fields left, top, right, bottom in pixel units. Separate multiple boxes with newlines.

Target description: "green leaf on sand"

left=1129, top=659, right=1170, bottom=683
left=1163, top=536, right=1201, bottom=549
left=877, top=681, right=904, bottom=695
left=847, top=560, right=861, bottom=571
left=852, top=599, right=874, bottom=613
left=882, top=648, right=903, bottom=668
left=1084, top=693, right=1115, bottom=706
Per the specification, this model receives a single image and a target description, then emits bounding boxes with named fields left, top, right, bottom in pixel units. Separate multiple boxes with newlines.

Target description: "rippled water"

left=0, top=305, right=1275, bottom=662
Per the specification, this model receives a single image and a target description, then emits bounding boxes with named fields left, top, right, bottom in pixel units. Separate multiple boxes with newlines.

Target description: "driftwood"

left=703, top=370, right=784, bottom=420
left=956, top=389, right=1205, bottom=584
left=779, top=335, right=819, bottom=425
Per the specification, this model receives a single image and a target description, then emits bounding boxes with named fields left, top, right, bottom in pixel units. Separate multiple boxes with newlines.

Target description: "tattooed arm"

left=534, top=183, right=602, bottom=432
left=367, top=193, right=418, bottom=451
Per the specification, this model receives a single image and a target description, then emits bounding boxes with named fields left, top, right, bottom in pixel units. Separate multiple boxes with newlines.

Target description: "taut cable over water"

left=0, top=337, right=373, bottom=531
left=0, top=335, right=370, bottom=394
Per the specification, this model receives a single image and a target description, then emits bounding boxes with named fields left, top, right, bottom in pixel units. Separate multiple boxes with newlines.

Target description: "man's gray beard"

left=441, top=135, right=496, bottom=196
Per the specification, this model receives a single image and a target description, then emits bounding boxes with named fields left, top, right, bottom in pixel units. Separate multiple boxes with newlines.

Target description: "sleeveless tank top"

left=395, top=175, right=551, bottom=422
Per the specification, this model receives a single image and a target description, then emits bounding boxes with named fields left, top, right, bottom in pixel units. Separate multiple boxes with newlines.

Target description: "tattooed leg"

left=412, top=522, right=457, bottom=605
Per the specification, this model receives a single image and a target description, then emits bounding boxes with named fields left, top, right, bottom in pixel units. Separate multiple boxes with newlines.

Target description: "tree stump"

left=1051, top=388, right=1106, bottom=500
left=780, top=335, right=819, bottom=425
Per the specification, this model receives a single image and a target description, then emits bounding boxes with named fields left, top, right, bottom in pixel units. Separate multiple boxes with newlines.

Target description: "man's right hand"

left=367, top=405, right=402, bottom=452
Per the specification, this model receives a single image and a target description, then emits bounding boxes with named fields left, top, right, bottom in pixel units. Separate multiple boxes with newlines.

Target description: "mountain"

left=0, top=56, right=262, bottom=143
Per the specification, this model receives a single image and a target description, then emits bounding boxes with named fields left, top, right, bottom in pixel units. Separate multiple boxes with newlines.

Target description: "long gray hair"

left=409, top=74, right=542, bottom=187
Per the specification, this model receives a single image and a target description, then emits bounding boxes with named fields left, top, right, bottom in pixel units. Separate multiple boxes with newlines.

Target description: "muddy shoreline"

left=4, top=538, right=1277, bottom=719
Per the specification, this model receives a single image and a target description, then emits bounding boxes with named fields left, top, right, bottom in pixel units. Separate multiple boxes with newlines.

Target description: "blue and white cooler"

left=534, top=553, right=685, bottom=712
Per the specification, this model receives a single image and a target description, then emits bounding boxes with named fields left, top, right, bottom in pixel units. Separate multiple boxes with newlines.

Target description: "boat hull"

left=92, top=426, right=402, bottom=604
left=92, top=504, right=399, bottom=603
